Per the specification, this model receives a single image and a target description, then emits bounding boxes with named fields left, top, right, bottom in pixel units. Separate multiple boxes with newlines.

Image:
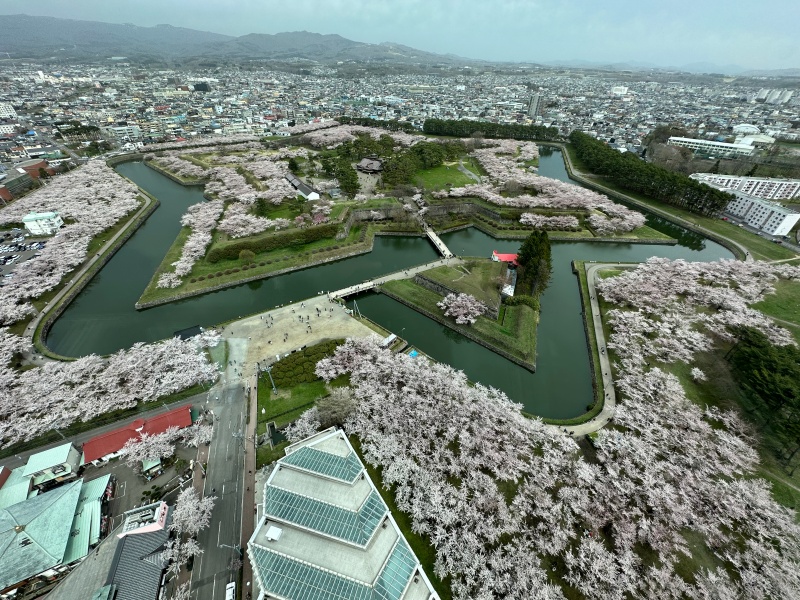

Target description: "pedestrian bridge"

left=329, top=257, right=463, bottom=300
left=424, top=226, right=453, bottom=258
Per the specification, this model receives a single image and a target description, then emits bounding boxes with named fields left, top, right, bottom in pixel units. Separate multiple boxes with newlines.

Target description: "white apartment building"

left=101, top=125, right=141, bottom=141
left=725, top=192, right=800, bottom=236
left=22, top=211, right=63, bottom=235
left=691, top=173, right=800, bottom=201
left=668, top=136, right=754, bottom=158
left=0, top=103, right=17, bottom=119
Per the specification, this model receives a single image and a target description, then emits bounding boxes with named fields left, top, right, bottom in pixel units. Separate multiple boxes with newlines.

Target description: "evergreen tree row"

left=337, top=116, right=418, bottom=133
left=515, top=230, right=552, bottom=296
left=569, top=131, right=734, bottom=216
left=422, top=118, right=561, bottom=141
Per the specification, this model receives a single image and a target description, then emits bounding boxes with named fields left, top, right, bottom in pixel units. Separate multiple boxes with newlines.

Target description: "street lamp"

left=264, top=364, right=277, bottom=394
left=219, top=543, right=242, bottom=555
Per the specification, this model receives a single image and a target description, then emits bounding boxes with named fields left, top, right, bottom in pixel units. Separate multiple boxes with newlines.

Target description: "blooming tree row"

left=144, top=134, right=262, bottom=152
left=0, top=161, right=141, bottom=324
left=286, top=322, right=800, bottom=599
left=519, top=213, right=580, bottom=230
left=158, top=199, right=224, bottom=288
left=434, top=141, right=646, bottom=234
left=151, top=155, right=208, bottom=180
left=0, top=328, right=219, bottom=448
left=300, top=124, right=425, bottom=149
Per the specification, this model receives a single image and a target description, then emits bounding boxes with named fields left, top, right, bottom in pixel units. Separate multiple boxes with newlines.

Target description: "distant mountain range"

left=0, top=14, right=473, bottom=65
left=0, top=14, right=796, bottom=77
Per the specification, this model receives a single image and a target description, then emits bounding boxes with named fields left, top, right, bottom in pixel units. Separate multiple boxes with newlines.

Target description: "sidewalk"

left=240, top=373, right=258, bottom=598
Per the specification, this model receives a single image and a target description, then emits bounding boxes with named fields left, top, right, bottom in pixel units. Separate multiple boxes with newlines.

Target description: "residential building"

left=0, top=475, right=112, bottom=598
left=284, top=173, right=320, bottom=201
left=690, top=173, right=800, bottom=201
left=21, top=442, right=82, bottom=492
left=0, top=104, right=16, bottom=119
left=22, top=211, right=63, bottom=235
left=50, top=501, right=172, bottom=600
left=100, top=125, right=142, bottom=141
left=667, top=137, right=754, bottom=158
left=248, top=428, right=440, bottom=600
left=725, top=192, right=800, bottom=236
left=527, top=93, right=541, bottom=118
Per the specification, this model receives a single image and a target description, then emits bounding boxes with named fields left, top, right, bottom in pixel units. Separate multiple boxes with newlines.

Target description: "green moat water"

left=46, top=150, right=732, bottom=419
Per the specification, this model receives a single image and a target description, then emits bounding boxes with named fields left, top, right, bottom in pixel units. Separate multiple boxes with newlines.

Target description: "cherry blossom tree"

left=0, top=328, right=218, bottom=448
left=184, top=423, right=214, bottom=448
left=437, top=293, right=486, bottom=325
left=122, top=426, right=181, bottom=471
left=163, top=537, right=204, bottom=576
left=170, top=487, right=216, bottom=537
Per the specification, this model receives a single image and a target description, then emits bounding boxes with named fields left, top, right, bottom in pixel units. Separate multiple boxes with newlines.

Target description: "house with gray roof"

left=50, top=500, right=172, bottom=600
left=0, top=475, right=111, bottom=598
left=248, top=428, right=439, bottom=600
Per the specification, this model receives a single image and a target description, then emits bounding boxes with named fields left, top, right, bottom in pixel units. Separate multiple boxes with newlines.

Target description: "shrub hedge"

left=207, top=223, right=340, bottom=263
left=268, top=339, right=345, bottom=387
left=503, top=294, right=539, bottom=310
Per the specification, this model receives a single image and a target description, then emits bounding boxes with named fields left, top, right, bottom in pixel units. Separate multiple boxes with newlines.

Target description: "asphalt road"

left=191, top=381, right=248, bottom=600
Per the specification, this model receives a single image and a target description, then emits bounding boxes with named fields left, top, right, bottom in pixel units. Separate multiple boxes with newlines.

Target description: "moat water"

left=46, top=150, right=732, bottom=419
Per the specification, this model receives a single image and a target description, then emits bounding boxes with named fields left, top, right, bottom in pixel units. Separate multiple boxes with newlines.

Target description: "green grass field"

left=753, top=279, right=800, bottom=342
left=382, top=278, right=537, bottom=364
left=413, top=163, right=475, bottom=190
left=422, top=259, right=506, bottom=307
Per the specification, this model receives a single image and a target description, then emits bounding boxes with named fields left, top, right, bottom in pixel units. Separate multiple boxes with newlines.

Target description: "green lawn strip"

left=753, top=279, right=800, bottom=342
left=0, top=382, right=206, bottom=461
left=413, top=163, right=474, bottom=190
left=382, top=278, right=536, bottom=363
left=256, top=379, right=327, bottom=434
left=256, top=441, right=290, bottom=467
left=349, top=436, right=453, bottom=600
left=422, top=259, right=505, bottom=307
left=663, top=349, right=800, bottom=514
left=614, top=225, right=674, bottom=241
left=137, top=224, right=370, bottom=305
left=538, top=261, right=604, bottom=426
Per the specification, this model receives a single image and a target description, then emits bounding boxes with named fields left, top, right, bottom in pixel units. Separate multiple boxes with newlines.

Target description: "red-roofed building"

left=82, top=405, right=193, bottom=464
left=491, top=250, right=518, bottom=267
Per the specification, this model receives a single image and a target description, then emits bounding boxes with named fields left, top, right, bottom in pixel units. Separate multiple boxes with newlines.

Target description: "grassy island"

left=380, top=258, right=538, bottom=369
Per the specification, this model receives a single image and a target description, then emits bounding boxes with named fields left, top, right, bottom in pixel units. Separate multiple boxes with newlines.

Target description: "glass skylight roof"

left=265, top=487, right=386, bottom=545
left=252, top=545, right=372, bottom=600
left=374, top=539, right=418, bottom=600
left=251, top=541, right=418, bottom=600
left=282, top=446, right=363, bottom=483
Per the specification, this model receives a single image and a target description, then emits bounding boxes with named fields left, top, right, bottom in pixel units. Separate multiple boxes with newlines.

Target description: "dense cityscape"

left=1, top=7, right=800, bottom=600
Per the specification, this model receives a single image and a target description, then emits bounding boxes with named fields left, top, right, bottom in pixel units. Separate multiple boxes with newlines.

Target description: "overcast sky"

left=5, top=0, right=798, bottom=70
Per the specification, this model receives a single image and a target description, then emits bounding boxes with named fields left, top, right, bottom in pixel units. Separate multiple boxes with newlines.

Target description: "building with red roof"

left=491, top=250, right=518, bottom=267
left=81, top=405, right=192, bottom=464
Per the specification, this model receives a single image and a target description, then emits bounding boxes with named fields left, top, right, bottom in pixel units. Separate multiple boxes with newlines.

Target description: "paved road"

left=191, top=379, right=247, bottom=600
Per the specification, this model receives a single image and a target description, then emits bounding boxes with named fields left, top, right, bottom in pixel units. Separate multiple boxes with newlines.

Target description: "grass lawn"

left=615, top=224, right=675, bottom=241
left=413, top=163, right=474, bottom=190
left=382, top=278, right=537, bottom=365
left=138, top=223, right=370, bottom=305
left=256, top=378, right=327, bottom=435
left=422, top=259, right=505, bottom=307
left=753, top=279, right=800, bottom=342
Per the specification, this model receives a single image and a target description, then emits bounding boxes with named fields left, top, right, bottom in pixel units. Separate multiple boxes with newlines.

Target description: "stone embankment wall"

left=378, top=287, right=535, bottom=372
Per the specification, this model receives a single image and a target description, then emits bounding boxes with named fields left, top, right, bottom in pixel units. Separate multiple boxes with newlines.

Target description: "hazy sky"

left=5, top=0, right=799, bottom=70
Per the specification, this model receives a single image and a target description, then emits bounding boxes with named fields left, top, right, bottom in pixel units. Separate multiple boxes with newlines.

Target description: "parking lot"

left=0, top=229, right=47, bottom=282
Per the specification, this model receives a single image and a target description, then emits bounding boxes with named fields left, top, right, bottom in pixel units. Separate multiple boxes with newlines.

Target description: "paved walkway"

left=457, top=158, right=481, bottom=183
left=329, top=257, right=463, bottom=300
left=556, top=143, right=755, bottom=262
left=562, top=262, right=635, bottom=437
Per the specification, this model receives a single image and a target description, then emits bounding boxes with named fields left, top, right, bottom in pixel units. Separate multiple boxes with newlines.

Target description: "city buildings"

left=725, top=192, right=800, bottom=236
left=691, top=173, right=800, bottom=201
left=248, top=428, right=439, bottom=600
left=667, top=136, right=754, bottom=158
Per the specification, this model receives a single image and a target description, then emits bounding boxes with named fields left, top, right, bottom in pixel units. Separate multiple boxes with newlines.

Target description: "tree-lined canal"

left=46, top=150, right=732, bottom=419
